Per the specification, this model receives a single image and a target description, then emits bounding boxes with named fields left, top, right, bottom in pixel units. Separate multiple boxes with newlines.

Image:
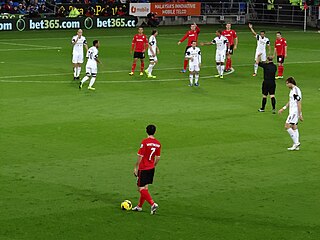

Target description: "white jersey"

left=255, top=35, right=270, bottom=53
left=212, top=36, right=228, bottom=52
left=148, top=35, right=157, bottom=56
left=185, top=46, right=201, bottom=65
left=86, top=46, right=99, bottom=69
left=289, top=86, right=302, bottom=114
left=72, top=35, right=87, bottom=55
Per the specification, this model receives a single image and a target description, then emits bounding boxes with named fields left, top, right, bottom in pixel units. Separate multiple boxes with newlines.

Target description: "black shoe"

left=272, top=109, right=276, bottom=114
left=76, top=77, right=80, bottom=80
left=258, top=108, right=265, bottom=112
left=74, top=77, right=76, bottom=80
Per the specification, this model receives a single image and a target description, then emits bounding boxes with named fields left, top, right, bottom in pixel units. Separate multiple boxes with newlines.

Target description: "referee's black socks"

left=261, top=98, right=267, bottom=110
left=271, top=97, right=276, bottom=110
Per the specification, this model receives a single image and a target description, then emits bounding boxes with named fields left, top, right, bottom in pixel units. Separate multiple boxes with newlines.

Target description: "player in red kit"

left=177, top=23, right=200, bottom=73
left=222, top=23, right=238, bottom=72
left=132, top=124, right=161, bottom=215
left=129, top=27, right=149, bottom=76
left=273, top=31, right=287, bottom=79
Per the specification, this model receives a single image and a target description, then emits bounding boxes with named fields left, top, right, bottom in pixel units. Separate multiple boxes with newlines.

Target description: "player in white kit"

left=249, top=24, right=271, bottom=77
left=185, top=41, right=201, bottom=87
left=145, top=29, right=160, bottom=79
left=72, top=29, right=88, bottom=80
left=201, top=30, right=229, bottom=79
left=79, top=40, right=100, bottom=91
left=278, top=77, right=303, bottom=151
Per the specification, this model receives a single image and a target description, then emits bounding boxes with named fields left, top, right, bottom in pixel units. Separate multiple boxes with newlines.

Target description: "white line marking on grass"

left=0, top=47, right=62, bottom=52
left=0, top=61, right=318, bottom=83
left=0, top=42, right=62, bottom=49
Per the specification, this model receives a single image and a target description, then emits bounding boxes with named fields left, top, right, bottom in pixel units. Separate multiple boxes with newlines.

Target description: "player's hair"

left=267, top=56, right=273, bottom=61
left=286, top=77, right=296, bottom=85
left=260, top=30, right=266, bottom=34
left=151, top=29, right=158, bottom=35
left=191, top=40, right=197, bottom=44
left=146, top=125, right=156, bottom=135
left=276, top=31, right=282, bottom=35
left=93, top=40, right=99, bottom=46
left=216, top=29, right=222, bottom=34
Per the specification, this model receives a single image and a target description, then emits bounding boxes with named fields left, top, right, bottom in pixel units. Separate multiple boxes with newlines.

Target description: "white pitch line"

left=0, top=47, right=62, bottom=52
left=0, top=60, right=318, bottom=83
left=0, top=42, right=62, bottom=49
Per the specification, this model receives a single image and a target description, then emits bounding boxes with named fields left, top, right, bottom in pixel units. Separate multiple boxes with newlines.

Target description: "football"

left=121, top=200, right=132, bottom=211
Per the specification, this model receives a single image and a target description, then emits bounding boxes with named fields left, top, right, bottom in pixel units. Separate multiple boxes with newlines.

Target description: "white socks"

left=74, top=67, right=77, bottom=77
left=81, top=76, right=89, bottom=83
left=220, top=65, right=225, bottom=75
left=254, top=63, right=258, bottom=74
left=216, top=65, right=221, bottom=75
left=77, top=67, right=81, bottom=77
left=189, top=74, right=193, bottom=85
left=147, top=63, right=155, bottom=75
left=195, top=73, right=199, bottom=84
left=287, top=128, right=300, bottom=144
left=89, top=77, right=96, bottom=87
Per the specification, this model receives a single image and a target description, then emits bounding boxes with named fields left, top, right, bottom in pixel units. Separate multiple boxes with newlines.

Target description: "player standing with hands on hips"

left=248, top=23, right=271, bottom=77
left=71, top=29, right=88, bottom=80
left=278, top=77, right=303, bottom=151
left=185, top=41, right=201, bottom=87
left=132, top=125, right=161, bottom=215
left=178, top=23, right=200, bottom=73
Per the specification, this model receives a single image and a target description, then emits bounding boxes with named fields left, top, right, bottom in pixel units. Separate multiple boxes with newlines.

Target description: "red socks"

left=226, top=58, right=232, bottom=70
left=141, top=61, right=145, bottom=72
left=131, top=62, right=137, bottom=72
left=139, top=189, right=154, bottom=207
left=278, top=65, right=284, bottom=76
left=183, top=59, right=188, bottom=70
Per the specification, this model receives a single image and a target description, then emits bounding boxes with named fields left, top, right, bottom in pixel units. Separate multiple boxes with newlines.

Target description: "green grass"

left=1, top=25, right=320, bottom=240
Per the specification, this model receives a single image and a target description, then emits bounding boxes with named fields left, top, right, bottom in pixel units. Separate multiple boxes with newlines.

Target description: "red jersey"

left=275, top=38, right=287, bottom=56
left=137, top=137, right=161, bottom=170
left=131, top=34, right=148, bottom=52
left=222, top=29, right=237, bottom=46
left=179, top=26, right=200, bottom=46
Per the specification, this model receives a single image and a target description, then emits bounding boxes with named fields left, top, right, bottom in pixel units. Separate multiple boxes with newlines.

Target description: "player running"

left=132, top=124, right=161, bottom=215
left=278, top=77, right=303, bottom=151
left=79, top=40, right=100, bottom=91
left=222, top=23, right=238, bottom=72
left=145, top=29, right=160, bottom=79
left=177, top=23, right=200, bottom=73
left=201, top=30, right=229, bottom=79
left=185, top=41, right=201, bottom=87
left=129, top=27, right=149, bottom=76
left=71, top=29, right=88, bottom=80
left=248, top=23, right=271, bottom=77
left=273, top=32, right=287, bottom=79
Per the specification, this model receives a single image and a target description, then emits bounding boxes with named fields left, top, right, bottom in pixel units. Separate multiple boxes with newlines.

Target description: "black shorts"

left=262, top=81, right=276, bottom=95
left=134, top=52, right=145, bottom=59
left=137, top=168, right=155, bottom=187
left=277, top=55, right=285, bottom=63
left=228, top=44, right=234, bottom=55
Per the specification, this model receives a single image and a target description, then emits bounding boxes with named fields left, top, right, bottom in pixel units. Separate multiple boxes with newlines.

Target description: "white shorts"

left=189, top=64, right=200, bottom=72
left=255, top=51, right=267, bottom=62
left=72, top=52, right=84, bottom=64
left=86, top=66, right=97, bottom=76
left=216, top=51, right=226, bottom=62
left=286, top=113, right=299, bottom=125
left=149, top=55, right=158, bottom=62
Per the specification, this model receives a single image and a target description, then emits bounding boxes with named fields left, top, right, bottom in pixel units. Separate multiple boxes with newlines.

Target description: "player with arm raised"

left=201, top=30, right=229, bottom=79
left=273, top=31, right=287, bottom=79
left=132, top=125, right=161, bottom=215
left=177, top=23, right=200, bottom=73
left=79, top=40, right=100, bottom=91
left=71, top=29, right=88, bottom=80
left=222, top=23, right=238, bottom=72
left=278, top=77, right=303, bottom=151
left=185, top=41, right=201, bottom=87
left=129, top=27, right=149, bottom=76
left=145, top=29, right=160, bottom=79
left=248, top=23, right=271, bottom=77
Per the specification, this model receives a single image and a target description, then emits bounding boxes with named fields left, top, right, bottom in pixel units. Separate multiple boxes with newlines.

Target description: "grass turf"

left=0, top=25, right=320, bottom=240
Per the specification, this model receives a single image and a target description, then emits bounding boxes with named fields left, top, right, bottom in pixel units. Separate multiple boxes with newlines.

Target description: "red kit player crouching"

left=133, top=124, right=161, bottom=215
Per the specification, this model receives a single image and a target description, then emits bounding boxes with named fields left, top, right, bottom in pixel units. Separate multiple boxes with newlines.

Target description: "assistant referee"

left=258, top=56, right=277, bottom=114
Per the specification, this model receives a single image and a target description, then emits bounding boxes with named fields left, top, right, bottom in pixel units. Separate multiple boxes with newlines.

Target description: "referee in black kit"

left=257, top=56, right=277, bottom=114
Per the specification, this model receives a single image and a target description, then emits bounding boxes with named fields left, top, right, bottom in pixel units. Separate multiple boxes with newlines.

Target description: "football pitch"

left=1, top=25, right=320, bottom=240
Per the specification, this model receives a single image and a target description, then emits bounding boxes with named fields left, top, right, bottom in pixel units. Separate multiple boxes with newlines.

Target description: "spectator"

left=29, top=4, right=40, bottom=17
left=69, top=5, right=80, bottom=17
left=18, top=3, right=27, bottom=14
left=55, top=7, right=66, bottom=17
left=102, top=4, right=111, bottom=16
left=85, top=5, right=95, bottom=16
left=38, top=4, right=48, bottom=13
left=147, top=12, right=159, bottom=27
left=116, top=6, right=126, bottom=16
